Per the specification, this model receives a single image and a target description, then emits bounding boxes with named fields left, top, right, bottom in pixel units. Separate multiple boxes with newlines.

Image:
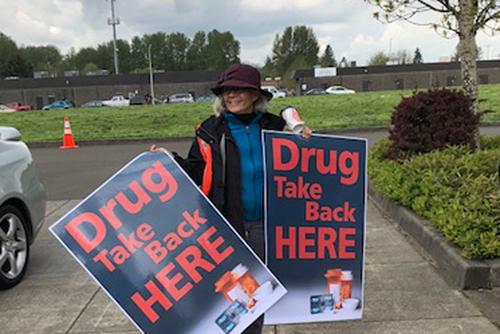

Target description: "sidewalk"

left=1, top=199, right=498, bottom=334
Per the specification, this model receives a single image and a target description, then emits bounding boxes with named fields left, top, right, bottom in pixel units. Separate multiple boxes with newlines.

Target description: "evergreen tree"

left=168, top=33, right=191, bottom=71
left=320, top=45, right=337, bottom=67
left=0, top=33, right=18, bottom=78
left=413, top=48, right=423, bottom=64
left=2, top=53, right=33, bottom=78
left=205, top=30, right=240, bottom=70
left=272, top=26, right=319, bottom=73
left=187, top=31, right=207, bottom=70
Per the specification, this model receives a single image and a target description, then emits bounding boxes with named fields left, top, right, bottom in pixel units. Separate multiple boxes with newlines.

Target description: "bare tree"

left=393, top=49, right=413, bottom=64
left=365, top=0, right=500, bottom=119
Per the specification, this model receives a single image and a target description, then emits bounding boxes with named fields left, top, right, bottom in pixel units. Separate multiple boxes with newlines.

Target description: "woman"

left=153, top=63, right=311, bottom=334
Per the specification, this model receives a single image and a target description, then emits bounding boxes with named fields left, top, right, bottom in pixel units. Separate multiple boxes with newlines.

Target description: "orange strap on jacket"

left=197, top=133, right=213, bottom=196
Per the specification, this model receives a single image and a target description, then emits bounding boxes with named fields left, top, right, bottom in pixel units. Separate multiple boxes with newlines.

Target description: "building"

left=1, top=60, right=500, bottom=109
left=291, top=60, right=500, bottom=94
left=0, top=70, right=222, bottom=109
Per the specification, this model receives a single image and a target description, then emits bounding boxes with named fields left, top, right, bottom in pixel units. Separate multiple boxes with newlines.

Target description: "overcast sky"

left=1, top=0, right=500, bottom=67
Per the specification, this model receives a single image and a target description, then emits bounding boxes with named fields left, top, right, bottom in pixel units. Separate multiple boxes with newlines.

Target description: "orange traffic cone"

left=60, top=117, right=79, bottom=149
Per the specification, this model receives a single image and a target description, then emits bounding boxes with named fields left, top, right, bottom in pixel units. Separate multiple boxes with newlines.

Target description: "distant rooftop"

left=291, top=60, right=500, bottom=79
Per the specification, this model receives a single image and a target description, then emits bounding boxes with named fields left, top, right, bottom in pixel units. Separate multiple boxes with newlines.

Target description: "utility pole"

left=107, top=0, right=120, bottom=75
left=148, top=44, right=155, bottom=104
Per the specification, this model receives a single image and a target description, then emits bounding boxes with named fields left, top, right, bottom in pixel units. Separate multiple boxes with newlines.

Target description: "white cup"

left=281, top=107, right=305, bottom=133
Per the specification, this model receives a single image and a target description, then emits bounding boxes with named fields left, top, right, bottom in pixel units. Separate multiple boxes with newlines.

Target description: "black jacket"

left=175, top=112, right=285, bottom=236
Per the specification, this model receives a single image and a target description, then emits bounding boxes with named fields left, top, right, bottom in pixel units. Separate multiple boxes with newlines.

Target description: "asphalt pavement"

left=1, top=126, right=499, bottom=333
left=30, top=125, right=499, bottom=201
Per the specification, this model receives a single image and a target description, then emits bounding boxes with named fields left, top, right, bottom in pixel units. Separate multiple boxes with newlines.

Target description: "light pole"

left=107, top=0, right=120, bottom=75
left=148, top=44, right=155, bottom=104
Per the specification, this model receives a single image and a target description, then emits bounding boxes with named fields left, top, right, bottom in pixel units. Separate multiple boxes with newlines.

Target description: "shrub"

left=369, top=137, right=500, bottom=260
left=387, top=88, right=480, bottom=160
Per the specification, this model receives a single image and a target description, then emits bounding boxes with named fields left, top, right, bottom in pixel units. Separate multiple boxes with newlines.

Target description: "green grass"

left=2, top=84, right=500, bottom=142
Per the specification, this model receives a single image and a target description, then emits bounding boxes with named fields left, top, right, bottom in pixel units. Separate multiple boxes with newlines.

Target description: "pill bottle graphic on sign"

left=325, top=269, right=342, bottom=309
left=341, top=270, right=353, bottom=301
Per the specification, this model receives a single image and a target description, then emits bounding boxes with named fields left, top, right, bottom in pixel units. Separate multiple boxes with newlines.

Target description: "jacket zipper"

left=246, top=124, right=257, bottom=220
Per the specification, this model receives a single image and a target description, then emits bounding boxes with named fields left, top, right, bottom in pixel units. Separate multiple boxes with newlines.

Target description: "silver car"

left=0, top=127, right=46, bottom=289
left=166, top=93, right=195, bottom=103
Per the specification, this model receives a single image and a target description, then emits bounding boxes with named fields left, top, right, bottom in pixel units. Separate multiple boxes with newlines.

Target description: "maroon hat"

left=211, top=63, right=273, bottom=100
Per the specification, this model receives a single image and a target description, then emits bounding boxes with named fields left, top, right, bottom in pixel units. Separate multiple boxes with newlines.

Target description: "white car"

left=102, top=95, right=130, bottom=107
left=0, top=105, right=15, bottom=113
left=326, top=86, right=355, bottom=94
left=261, top=86, right=286, bottom=98
left=0, top=127, right=46, bottom=289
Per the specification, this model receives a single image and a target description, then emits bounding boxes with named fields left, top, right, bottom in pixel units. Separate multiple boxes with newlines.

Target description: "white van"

left=261, top=86, right=286, bottom=98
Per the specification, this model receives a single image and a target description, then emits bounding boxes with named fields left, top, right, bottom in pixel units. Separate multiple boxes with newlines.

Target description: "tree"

left=187, top=31, right=207, bottom=70
left=18, top=45, right=62, bottom=73
left=282, top=58, right=310, bottom=88
left=0, top=33, right=18, bottom=78
left=368, top=51, right=391, bottom=66
left=393, top=49, right=412, bottom=64
left=72, top=47, right=99, bottom=73
left=95, top=43, right=114, bottom=72
left=260, top=56, right=279, bottom=79
left=205, top=30, right=240, bottom=70
left=130, top=36, right=148, bottom=71
left=2, top=53, right=33, bottom=78
left=168, top=32, right=191, bottom=71
left=82, top=62, right=98, bottom=75
left=320, top=45, right=337, bottom=67
left=413, top=48, right=423, bottom=64
left=365, top=0, right=500, bottom=136
left=272, top=26, right=320, bottom=73
left=93, top=40, right=132, bottom=74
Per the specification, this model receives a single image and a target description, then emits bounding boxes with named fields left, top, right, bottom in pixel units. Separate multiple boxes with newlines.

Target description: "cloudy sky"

left=1, top=0, right=500, bottom=67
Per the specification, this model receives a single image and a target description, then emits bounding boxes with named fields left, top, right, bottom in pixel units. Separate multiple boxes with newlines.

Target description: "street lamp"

left=148, top=44, right=155, bottom=105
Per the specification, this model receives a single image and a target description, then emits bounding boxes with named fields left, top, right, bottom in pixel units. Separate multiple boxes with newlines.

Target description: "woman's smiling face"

left=222, top=88, right=259, bottom=114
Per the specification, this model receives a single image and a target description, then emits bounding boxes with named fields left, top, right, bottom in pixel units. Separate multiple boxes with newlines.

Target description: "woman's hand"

left=149, top=144, right=172, bottom=156
left=301, top=126, right=313, bottom=138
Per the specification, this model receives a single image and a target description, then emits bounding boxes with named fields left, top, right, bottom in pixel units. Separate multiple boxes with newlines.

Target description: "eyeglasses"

left=221, top=87, right=248, bottom=94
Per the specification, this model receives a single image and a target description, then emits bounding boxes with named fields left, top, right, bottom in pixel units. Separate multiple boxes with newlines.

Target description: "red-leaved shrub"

left=387, top=88, right=480, bottom=160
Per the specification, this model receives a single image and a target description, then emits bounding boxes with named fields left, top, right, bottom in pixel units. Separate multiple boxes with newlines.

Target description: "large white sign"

left=314, top=67, right=337, bottom=78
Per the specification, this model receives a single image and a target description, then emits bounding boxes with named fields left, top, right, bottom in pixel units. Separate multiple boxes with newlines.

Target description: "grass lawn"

left=2, top=84, right=500, bottom=142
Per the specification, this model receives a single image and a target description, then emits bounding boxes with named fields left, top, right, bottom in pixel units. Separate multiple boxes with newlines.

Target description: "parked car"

left=81, top=100, right=107, bottom=108
left=42, top=100, right=74, bottom=110
left=305, top=88, right=327, bottom=96
left=326, top=86, right=355, bottom=94
left=129, top=95, right=148, bottom=106
left=0, top=105, right=16, bottom=113
left=102, top=95, right=130, bottom=107
left=6, top=102, right=31, bottom=111
left=166, top=93, right=195, bottom=104
left=261, top=86, right=286, bottom=98
left=196, top=95, right=217, bottom=102
left=0, top=126, right=46, bottom=289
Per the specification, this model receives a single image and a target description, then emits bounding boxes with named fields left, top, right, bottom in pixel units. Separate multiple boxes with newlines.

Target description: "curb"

left=26, top=127, right=391, bottom=148
left=368, top=179, right=500, bottom=290
left=315, top=126, right=389, bottom=134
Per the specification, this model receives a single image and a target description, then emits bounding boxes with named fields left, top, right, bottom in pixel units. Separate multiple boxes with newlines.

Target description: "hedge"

left=368, top=136, right=500, bottom=260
